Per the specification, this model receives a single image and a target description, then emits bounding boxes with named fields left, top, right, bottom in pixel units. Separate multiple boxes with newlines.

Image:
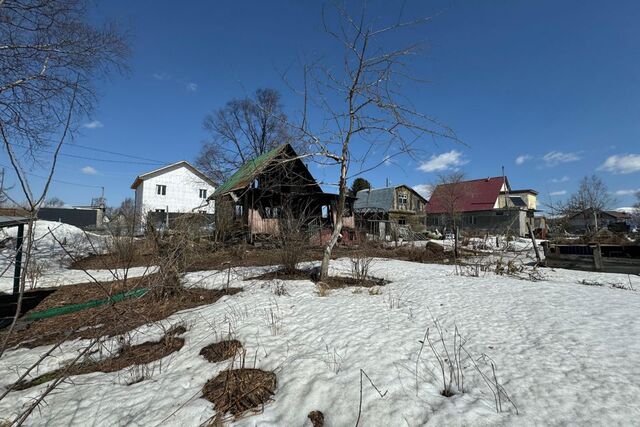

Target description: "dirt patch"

left=70, top=242, right=155, bottom=270
left=308, top=410, right=324, bottom=427
left=244, top=268, right=313, bottom=281
left=200, top=339, right=244, bottom=363
left=247, top=267, right=387, bottom=289
left=13, top=326, right=186, bottom=390
left=321, top=275, right=387, bottom=289
left=202, top=368, right=276, bottom=417
left=1, top=278, right=241, bottom=349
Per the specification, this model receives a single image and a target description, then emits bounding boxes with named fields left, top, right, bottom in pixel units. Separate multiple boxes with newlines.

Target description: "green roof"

left=212, top=144, right=289, bottom=197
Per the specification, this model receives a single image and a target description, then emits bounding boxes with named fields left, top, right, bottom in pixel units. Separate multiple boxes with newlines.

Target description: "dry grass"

left=202, top=368, right=277, bottom=417
left=321, top=275, right=387, bottom=289
left=200, top=340, right=244, bottom=363
left=308, top=410, right=324, bottom=427
left=71, top=241, right=459, bottom=275
left=245, top=269, right=312, bottom=281
left=13, top=325, right=187, bottom=390
left=1, top=277, right=241, bottom=348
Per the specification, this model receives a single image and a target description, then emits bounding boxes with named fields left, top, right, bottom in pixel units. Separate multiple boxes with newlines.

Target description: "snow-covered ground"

left=0, top=220, right=153, bottom=293
left=2, top=257, right=640, bottom=426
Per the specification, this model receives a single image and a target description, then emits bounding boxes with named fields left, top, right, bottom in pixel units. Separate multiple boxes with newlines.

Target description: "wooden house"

left=209, top=144, right=356, bottom=243
left=354, top=185, right=428, bottom=237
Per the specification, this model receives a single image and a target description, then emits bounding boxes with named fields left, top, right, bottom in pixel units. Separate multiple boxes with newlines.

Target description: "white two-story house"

left=131, top=161, right=216, bottom=229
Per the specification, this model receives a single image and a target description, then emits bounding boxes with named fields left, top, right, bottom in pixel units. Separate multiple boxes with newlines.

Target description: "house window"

left=321, top=205, right=330, bottom=219
left=199, top=189, right=207, bottom=199
left=156, top=185, right=166, bottom=196
left=155, top=209, right=165, bottom=213
left=234, top=204, right=243, bottom=218
left=398, top=193, right=408, bottom=207
left=398, top=217, right=407, bottom=225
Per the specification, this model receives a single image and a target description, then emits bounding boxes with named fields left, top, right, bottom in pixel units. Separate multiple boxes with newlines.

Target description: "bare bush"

left=417, top=321, right=466, bottom=397
left=146, top=213, right=210, bottom=297
left=276, top=204, right=311, bottom=274
left=262, top=301, right=282, bottom=336
left=271, top=281, right=289, bottom=297
left=350, top=250, right=375, bottom=284
left=322, top=344, right=345, bottom=374
left=416, top=320, right=518, bottom=414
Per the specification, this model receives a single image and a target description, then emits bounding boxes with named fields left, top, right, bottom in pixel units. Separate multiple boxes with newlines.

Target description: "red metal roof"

left=426, top=176, right=507, bottom=214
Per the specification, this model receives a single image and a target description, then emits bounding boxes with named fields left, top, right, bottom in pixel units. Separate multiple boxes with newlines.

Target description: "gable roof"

left=426, top=176, right=508, bottom=214
left=131, top=161, right=216, bottom=189
left=354, top=185, right=427, bottom=213
left=211, top=144, right=320, bottom=198
left=354, top=187, right=395, bottom=212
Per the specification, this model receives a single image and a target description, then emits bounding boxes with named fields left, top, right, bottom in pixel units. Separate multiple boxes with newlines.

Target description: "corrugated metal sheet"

left=354, top=188, right=395, bottom=212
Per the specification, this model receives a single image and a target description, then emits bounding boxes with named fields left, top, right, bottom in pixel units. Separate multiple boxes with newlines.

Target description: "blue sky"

left=4, top=0, right=640, bottom=209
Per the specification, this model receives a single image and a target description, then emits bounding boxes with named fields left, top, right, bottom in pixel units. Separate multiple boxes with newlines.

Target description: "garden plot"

left=1, top=258, right=640, bottom=425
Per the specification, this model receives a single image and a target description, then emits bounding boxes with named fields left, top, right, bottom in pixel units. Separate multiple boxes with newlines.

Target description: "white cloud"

left=152, top=72, right=171, bottom=80
left=598, top=154, right=640, bottom=174
left=614, top=188, right=640, bottom=196
left=515, top=154, right=531, bottom=165
left=418, top=150, right=468, bottom=172
left=413, top=184, right=434, bottom=199
left=82, top=120, right=103, bottom=129
left=186, top=82, right=198, bottom=92
left=551, top=176, right=570, bottom=183
left=549, top=190, right=567, bottom=196
left=81, top=166, right=97, bottom=175
left=542, top=151, right=581, bottom=167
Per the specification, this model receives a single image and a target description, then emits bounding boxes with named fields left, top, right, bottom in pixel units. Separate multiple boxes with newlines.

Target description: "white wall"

left=137, top=165, right=215, bottom=217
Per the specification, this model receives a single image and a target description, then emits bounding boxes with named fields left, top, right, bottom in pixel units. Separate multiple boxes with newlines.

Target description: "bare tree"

left=0, top=0, right=129, bottom=359
left=632, top=191, right=640, bottom=231
left=433, top=172, right=468, bottom=231
left=107, top=197, right=136, bottom=236
left=44, top=197, right=65, bottom=207
left=293, top=4, right=458, bottom=280
left=1, top=0, right=129, bottom=153
left=553, top=175, right=614, bottom=233
left=196, top=88, right=295, bottom=182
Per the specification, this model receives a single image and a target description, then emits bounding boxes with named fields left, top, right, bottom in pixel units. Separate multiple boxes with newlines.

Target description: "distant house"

left=209, top=143, right=357, bottom=243
left=426, top=176, right=538, bottom=236
left=354, top=185, right=428, bottom=236
left=131, top=161, right=216, bottom=229
left=564, top=209, right=633, bottom=234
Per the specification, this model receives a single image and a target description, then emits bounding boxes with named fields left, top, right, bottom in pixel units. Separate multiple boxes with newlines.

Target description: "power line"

left=5, top=142, right=169, bottom=166
left=67, top=143, right=169, bottom=164
left=0, top=163, right=103, bottom=189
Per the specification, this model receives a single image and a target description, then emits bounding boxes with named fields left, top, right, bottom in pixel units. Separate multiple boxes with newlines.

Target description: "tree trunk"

left=320, top=159, right=348, bottom=280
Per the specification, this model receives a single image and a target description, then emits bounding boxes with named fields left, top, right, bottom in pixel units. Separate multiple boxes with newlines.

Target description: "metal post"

left=13, top=223, right=24, bottom=295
